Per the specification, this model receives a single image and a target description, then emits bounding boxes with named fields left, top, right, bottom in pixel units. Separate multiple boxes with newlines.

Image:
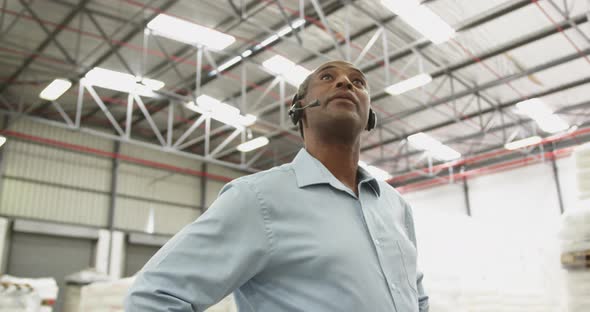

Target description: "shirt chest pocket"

left=379, top=238, right=418, bottom=294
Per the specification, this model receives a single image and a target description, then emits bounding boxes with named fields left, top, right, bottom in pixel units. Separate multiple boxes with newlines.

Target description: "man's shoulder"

left=376, top=179, right=401, bottom=196
left=229, top=163, right=296, bottom=189
left=376, top=180, right=411, bottom=208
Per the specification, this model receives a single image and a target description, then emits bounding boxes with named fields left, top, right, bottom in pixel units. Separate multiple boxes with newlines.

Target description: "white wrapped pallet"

left=0, top=276, right=57, bottom=312
left=78, top=276, right=237, bottom=311
left=78, top=277, right=134, bottom=312
left=62, top=269, right=111, bottom=312
left=559, top=143, right=590, bottom=311
left=0, top=281, right=40, bottom=312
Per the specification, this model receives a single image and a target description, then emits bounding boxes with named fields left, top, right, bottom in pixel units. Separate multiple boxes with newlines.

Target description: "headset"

left=288, top=93, right=377, bottom=131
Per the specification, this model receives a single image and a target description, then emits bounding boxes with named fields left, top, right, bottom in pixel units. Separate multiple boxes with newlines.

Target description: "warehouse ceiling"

left=1, top=0, right=590, bottom=186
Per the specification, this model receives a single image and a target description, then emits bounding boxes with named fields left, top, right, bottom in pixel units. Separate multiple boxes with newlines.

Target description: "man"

left=125, top=60, right=429, bottom=311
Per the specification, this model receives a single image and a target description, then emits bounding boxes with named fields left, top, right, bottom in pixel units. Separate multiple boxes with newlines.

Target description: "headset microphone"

left=289, top=98, right=320, bottom=126
left=288, top=95, right=376, bottom=131
left=292, top=99, right=320, bottom=111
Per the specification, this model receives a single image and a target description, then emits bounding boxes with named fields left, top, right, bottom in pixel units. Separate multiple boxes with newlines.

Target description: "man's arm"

left=125, top=180, right=271, bottom=311
left=404, top=202, right=429, bottom=312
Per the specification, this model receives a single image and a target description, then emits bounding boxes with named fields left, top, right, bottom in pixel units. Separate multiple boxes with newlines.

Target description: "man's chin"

left=316, top=116, right=364, bottom=140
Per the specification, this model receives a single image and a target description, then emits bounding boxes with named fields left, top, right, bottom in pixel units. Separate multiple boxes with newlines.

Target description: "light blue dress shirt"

left=125, top=148, right=429, bottom=311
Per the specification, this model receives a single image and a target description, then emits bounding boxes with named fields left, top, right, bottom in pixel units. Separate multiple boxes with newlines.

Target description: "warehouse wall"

left=1, top=121, right=112, bottom=227
left=0, top=119, right=245, bottom=234
left=0, top=118, right=584, bottom=310
left=404, top=160, right=573, bottom=312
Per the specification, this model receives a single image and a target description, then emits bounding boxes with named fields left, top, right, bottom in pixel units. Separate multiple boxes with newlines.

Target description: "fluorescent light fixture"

left=407, top=132, right=440, bottom=151
left=239, top=114, right=257, bottom=127
left=39, top=78, right=72, bottom=101
left=277, top=18, right=306, bottom=37
left=428, top=144, right=461, bottom=161
left=287, top=65, right=312, bottom=86
left=241, top=49, right=252, bottom=58
left=217, top=56, right=242, bottom=73
left=408, top=132, right=461, bottom=161
left=185, top=95, right=257, bottom=128
left=536, top=114, right=570, bottom=133
left=255, top=34, right=279, bottom=50
left=84, top=67, right=164, bottom=97
left=359, top=161, right=392, bottom=181
left=255, top=18, right=305, bottom=50
left=262, top=55, right=311, bottom=86
left=505, top=136, right=542, bottom=150
left=516, top=98, right=553, bottom=119
left=0, top=135, right=6, bottom=148
left=291, top=18, right=306, bottom=29
left=263, top=55, right=295, bottom=75
left=237, top=137, right=269, bottom=152
left=147, top=14, right=235, bottom=50
left=196, top=94, right=239, bottom=114
left=380, top=0, right=455, bottom=44
left=515, top=98, right=569, bottom=133
left=138, top=77, right=165, bottom=91
left=277, top=26, right=293, bottom=37
left=384, top=73, right=432, bottom=95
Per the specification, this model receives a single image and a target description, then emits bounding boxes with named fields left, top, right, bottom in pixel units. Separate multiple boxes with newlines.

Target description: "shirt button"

left=390, top=283, right=397, bottom=291
left=374, top=239, right=380, bottom=245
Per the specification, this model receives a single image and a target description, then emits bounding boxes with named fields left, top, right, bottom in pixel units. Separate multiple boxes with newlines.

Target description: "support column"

left=0, top=116, right=10, bottom=273
left=462, top=176, right=472, bottom=217
left=105, top=141, right=121, bottom=276
left=551, top=156, right=565, bottom=214
left=200, top=163, right=208, bottom=214
left=0, top=217, right=11, bottom=274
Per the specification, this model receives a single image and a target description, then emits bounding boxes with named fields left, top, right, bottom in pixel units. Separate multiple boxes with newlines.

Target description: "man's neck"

left=305, top=137, right=361, bottom=195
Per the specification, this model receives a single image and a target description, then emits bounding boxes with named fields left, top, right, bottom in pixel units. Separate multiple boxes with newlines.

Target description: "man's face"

left=301, top=61, right=371, bottom=140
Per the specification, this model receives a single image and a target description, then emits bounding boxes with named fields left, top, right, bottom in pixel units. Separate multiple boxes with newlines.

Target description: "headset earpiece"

left=366, top=108, right=376, bottom=131
left=290, top=94, right=376, bottom=131
left=288, top=94, right=302, bottom=126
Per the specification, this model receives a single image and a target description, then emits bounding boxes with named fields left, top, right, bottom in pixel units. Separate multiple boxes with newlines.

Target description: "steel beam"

left=86, top=0, right=276, bottom=125
left=0, top=0, right=91, bottom=93
left=34, top=0, right=180, bottom=118
left=363, top=48, right=590, bottom=152
left=18, top=0, right=76, bottom=64
left=84, top=84, right=125, bottom=136
left=0, top=108, right=255, bottom=173
left=392, top=127, right=590, bottom=188
left=85, top=11, right=134, bottom=74
left=375, top=98, right=590, bottom=166
left=235, top=0, right=550, bottom=139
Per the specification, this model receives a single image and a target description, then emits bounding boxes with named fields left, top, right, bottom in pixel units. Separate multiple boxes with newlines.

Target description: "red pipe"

left=397, top=146, right=572, bottom=193
left=0, top=123, right=586, bottom=193
left=389, top=126, right=590, bottom=184
left=532, top=0, right=590, bottom=66
left=0, top=130, right=234, bottom=182
left=0, top=8, right=283, bottom=101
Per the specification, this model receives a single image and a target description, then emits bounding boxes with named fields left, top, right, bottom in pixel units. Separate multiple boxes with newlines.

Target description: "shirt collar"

left=291, top=148, right=381, bottom=197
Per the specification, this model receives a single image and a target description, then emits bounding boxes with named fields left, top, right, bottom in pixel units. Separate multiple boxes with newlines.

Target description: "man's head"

left=291, top=60, right=373, bottom=145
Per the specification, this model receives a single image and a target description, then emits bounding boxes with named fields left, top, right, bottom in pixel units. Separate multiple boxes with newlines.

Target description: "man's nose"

left=335, top=77, right=353, bottom=90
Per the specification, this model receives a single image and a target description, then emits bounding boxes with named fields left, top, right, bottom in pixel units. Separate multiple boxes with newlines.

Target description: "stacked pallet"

left=560, top=143, right=590, bottom=311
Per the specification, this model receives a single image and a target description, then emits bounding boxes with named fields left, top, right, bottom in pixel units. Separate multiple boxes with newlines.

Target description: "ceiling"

left=1, top=0, right=590, bottom=187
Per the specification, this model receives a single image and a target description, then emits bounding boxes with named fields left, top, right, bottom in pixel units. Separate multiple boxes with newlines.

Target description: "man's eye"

left=320, top=74, right=332, bottom=80
left=353, top=79, right=365, bottom=86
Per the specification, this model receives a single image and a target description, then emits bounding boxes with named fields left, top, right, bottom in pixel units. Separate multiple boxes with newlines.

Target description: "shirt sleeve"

left=404, top=201, right=430, bottom=312
left=124, top=179, right=272, bottom=312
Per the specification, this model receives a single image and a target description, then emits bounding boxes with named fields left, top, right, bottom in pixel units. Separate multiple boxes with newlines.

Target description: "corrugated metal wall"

left=0, top=119, right=246, bottom=235
left=1, top=121, right=111, bottom=226
left=206, top=165, right=244, bottom=208
left=115, top=145, right=203, bottom=234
